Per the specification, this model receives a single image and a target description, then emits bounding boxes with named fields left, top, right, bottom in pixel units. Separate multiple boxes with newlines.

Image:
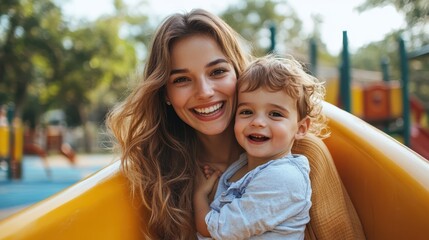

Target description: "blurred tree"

left=355, top=0, right=428, bottom=73
left=0, top=0, right=65, bottom=119
left=219, top=0, right=337, bottom=69
left=0, top=0, right=149, bottom=152
left=352, top=31, right=402, bottom=78
left=356, top=0, right=428, bottom=49
left=309, top=13, right=337, bottom=67
left=58, top=21, right=135, bottom=151
left=113, top=0, right=152, bottom=58
left=41, top=1, right=142, bottom=152
left=220, top=0, right=305, bottom=57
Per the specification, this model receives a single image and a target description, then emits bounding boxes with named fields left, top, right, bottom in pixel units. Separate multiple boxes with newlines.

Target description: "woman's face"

left=166, top=34, right=237, bottom=136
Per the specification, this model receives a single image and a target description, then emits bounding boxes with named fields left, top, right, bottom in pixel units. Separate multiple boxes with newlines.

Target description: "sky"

left=61, top=0, right=406, bottom=55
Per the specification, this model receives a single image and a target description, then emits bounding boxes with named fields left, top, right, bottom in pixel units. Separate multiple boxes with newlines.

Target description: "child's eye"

left=269, top=111, right=283, bottom=117
left=172, top=77, right=189, bottom=84
left=238, top=109, right=253, bottom=115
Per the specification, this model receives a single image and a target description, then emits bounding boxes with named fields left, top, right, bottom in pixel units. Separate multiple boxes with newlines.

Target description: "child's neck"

left=229, top=151, right=291, bottom=183
left=246, top=150, right=291, bottom=172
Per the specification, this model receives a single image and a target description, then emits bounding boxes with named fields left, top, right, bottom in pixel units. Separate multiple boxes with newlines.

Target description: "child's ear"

left=295, top=116, right=310, bottom=140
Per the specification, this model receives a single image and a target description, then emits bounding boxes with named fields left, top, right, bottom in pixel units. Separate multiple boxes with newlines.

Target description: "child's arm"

left=193, top=167, right=221, bottom=237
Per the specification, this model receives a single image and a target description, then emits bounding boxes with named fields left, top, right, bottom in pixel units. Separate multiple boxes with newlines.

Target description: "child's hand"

left=193, top=166, right=221, bottom=238
left=202, top=164, right=219, bottom=179
left=194, top=166, right=221, bottom=197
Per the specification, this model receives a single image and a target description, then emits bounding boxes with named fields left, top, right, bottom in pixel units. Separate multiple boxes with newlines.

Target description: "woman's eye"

left=172, top=77, right=189, bottom=84
left=211, top=68, right=226, bottom=76
left=269, top=112, right=283, bottom=117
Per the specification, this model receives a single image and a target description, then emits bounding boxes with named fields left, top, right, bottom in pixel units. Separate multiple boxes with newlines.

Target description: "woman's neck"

left=196, top=124, right=242, bottom=170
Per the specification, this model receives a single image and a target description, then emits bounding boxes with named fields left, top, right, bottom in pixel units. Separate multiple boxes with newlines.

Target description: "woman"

left=107, top=9, right=250, bottom=239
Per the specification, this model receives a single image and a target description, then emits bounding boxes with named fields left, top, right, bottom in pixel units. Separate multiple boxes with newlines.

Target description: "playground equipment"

left=1, top=105, right=77, bottom=179
left=315, top=31, right=429, bottom=160
left=0, top=102, right=428, bottom=239
left=44, top=124, right=76, bottom=164
left=0, top=27, right=427, bottom=239
left=410, top=96, right=429, bottom=158
left=23, top=111, right=76, bottom=166
left=0, top=104, right=24, bottom=179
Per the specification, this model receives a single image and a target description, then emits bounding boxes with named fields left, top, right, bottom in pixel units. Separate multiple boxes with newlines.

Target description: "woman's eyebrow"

left=206, top=58, right=228, bottom=68
left=170, top=68, right=188, bottom=76
left=170, top=58, right=228, bottom=76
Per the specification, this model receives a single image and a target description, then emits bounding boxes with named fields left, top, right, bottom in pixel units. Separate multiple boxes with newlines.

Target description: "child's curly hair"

left=237, top=54, right=330, bottom=139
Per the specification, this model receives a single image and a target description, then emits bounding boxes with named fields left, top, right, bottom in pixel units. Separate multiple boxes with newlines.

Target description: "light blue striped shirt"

left=198, top=153, right=311, bottom=240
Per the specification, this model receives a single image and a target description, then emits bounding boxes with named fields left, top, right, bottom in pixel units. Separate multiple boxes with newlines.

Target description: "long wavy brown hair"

left=106, top=9, right=249, bottom=239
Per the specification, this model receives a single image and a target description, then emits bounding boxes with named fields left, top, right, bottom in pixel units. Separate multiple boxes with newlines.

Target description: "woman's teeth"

left=194, top=103, right=223, bottom=115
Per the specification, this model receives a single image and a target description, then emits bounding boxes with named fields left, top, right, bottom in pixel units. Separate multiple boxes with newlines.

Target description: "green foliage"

left=219, top=0, right=337, bottom=68
left=0, top=0, right=147, bottom=128
left=48, top=16, right=138, bottom=126
left=356, top=0, right=428, bottom=27
left=354, top=0, right=428, bottom=70
left=220, top=0, right=305, bottom=57
left=0, top=0, right=65, bottom=116
left=356, top=0, right=428, bottom=49
left=352, top=31, right=403, bottom=78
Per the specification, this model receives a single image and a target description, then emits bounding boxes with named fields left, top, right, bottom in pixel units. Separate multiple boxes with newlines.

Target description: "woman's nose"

left=196, top=77, right=214, bottom=99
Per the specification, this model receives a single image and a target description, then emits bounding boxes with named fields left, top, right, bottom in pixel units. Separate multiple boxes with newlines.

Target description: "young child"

left=193, top=54, right=328, bottom=239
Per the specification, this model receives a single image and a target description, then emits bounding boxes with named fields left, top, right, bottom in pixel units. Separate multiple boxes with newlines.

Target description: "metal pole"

left=0, top=105, right=9, bottom=178
left=309, top=38, right=318, bottom=76
left=268, top=22, right=276, bottom=54
left=381, top=57, right=390, bottom=82
left=399, top=36, right=410, bottom=146
left=7, top=104, right=14, bottom=179
left=340, top=31, right=351, bottom=112
left=12, top=118, right=23, bottom=179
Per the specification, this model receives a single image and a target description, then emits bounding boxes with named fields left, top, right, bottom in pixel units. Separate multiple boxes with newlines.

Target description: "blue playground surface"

left=0, top=154, right=114, bottom=220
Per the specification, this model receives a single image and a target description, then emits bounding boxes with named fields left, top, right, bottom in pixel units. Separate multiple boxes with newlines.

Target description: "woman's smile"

left=166, top=34, right=237, bottom=135
left=192, top=101, right=225, bottom=120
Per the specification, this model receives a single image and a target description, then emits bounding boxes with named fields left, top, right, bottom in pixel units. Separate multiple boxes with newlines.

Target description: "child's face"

left=234, top=86, right=309, bottom=161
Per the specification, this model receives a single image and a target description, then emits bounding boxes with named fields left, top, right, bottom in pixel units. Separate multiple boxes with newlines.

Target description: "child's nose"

left=250, top=115, right=266, bottom=128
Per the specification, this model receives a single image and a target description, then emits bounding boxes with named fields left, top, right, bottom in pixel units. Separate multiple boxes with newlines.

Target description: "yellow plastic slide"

left=0, top=102, right=428, bottom=239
